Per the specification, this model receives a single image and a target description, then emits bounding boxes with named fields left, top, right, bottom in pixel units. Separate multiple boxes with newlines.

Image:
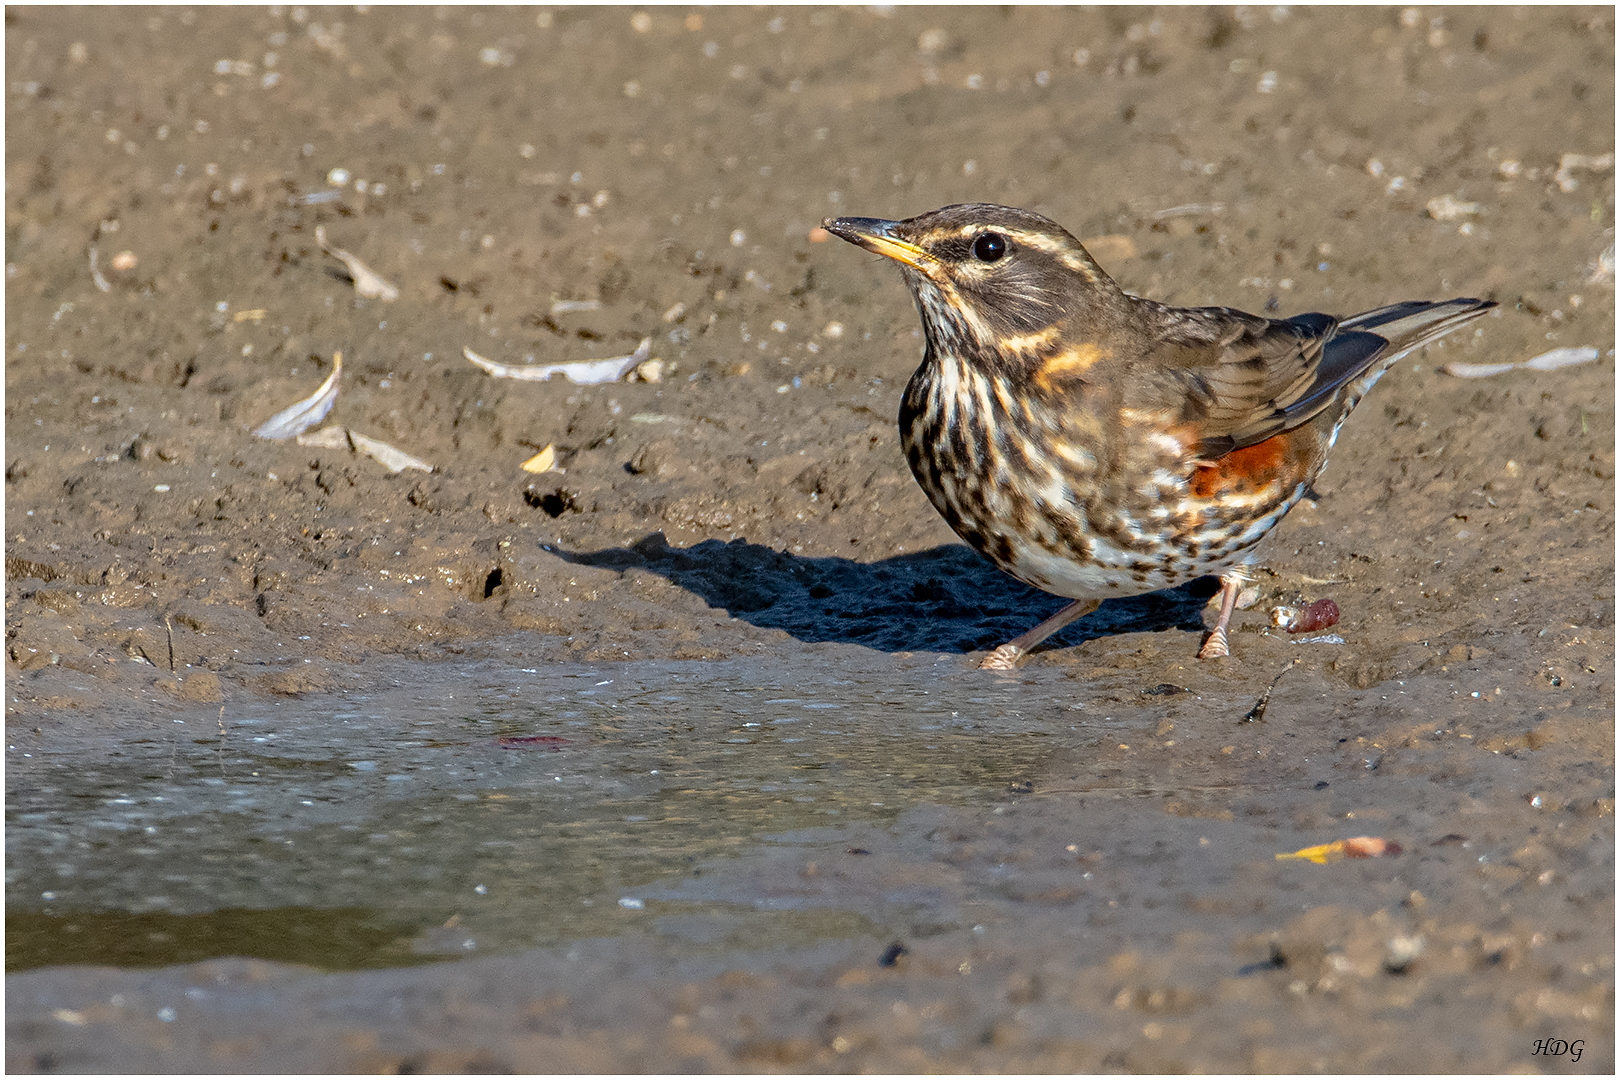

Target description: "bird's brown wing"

left=1131, top=304, right=1388, bottom=460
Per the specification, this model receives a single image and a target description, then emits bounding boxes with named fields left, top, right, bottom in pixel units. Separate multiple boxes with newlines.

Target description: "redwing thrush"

left=823, top=203, right=1495, bottom=669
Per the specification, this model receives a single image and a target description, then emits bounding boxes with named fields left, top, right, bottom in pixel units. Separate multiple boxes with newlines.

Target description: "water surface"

left=8, top=651, right=1083, bottom=970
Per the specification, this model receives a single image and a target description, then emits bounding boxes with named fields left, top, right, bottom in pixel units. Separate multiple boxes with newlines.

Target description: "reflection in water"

left=6, top=653, right=1074, bottom=972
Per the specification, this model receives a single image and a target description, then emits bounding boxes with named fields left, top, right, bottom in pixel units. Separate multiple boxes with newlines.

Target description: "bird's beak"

left=822, top=216, right=933, bottom=272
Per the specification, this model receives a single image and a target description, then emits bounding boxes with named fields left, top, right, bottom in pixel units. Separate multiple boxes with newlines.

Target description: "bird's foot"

left=979, top=644, right=1024, bottom=670
left=1198, top=570, right=1247, bottom=659
left=1197, top=627, right=1230, bottom=660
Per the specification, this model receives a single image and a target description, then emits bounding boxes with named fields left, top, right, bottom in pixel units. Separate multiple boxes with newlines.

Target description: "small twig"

left=164, top=615, right=176, bottom=673
left=1242, top=661, right=1298, bottom=723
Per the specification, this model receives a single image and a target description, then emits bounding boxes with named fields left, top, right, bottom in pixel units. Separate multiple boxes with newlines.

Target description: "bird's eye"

left=973, top=232, right=1007, bottom=263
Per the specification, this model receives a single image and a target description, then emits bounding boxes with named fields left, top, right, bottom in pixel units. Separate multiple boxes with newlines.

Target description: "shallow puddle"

left=7, top=651, right=1095, bottom=971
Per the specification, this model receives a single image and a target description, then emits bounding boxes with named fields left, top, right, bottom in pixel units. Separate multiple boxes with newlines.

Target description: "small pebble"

left=1386, top=934, right=1425, bottom=970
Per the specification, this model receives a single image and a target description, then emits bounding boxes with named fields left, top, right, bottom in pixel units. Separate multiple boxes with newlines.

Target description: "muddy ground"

left=5, top=4, right=1616, bottom=1073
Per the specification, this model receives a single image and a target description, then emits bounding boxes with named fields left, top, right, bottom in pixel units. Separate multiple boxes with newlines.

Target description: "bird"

left=822, top=203, right=1495, bottom=669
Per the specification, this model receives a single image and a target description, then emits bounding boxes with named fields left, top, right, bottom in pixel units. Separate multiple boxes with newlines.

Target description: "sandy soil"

left=5, top=5, right=1615, bottom=1073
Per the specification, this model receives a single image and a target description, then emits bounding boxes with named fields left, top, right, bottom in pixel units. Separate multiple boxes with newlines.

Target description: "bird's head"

left=823, top=203, right=1121, bottom=363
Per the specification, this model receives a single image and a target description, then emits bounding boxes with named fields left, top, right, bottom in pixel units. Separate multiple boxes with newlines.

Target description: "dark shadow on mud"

left=555, top=532, right=1220, bottom=657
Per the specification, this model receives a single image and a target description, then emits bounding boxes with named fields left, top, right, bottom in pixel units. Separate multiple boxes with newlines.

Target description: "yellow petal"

left=1275, top=841, right=1345, bottom=864
left=521, top=444, right=556, bottom=474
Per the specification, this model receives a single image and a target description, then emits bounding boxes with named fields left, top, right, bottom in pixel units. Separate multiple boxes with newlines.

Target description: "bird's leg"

left=1197, top=569, right=1248, bottom=660
left=980, top=599, right=1100, bottom=670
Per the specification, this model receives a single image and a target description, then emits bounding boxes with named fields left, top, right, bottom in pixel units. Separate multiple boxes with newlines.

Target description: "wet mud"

left=5, top=5, right=1615, bottom=1072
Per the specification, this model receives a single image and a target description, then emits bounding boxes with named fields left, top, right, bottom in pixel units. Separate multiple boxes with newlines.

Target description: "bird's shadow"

left=555, top=532, right=1219, bottom=657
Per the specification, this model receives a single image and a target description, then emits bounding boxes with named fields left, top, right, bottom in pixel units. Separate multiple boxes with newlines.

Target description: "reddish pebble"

left=807, top=226, right=831, bottom=243
left=1286, top=598, right=1340, bottom=634
left=497, top=735, right=569, bottom=750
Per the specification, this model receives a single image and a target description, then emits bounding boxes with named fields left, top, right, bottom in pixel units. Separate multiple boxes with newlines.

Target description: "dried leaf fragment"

left=1442, top=346, right=1600, bottom=378
left=253, top=352, right=342, bottom=439
left=349, top=431, right=432, bottom=473
left=464, top=338, right=651, bottom=384
left=315, top=225, right=399, bottom=301
left=294, top=423, right=431, bottom=473
left=1440, top=360, right=1525, bottom=379
left=294, top=425, right=350, bottom=450
left=1523, top=347, right=1602, bottom=371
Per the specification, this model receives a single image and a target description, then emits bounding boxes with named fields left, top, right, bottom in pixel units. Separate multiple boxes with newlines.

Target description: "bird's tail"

left=1265, top=297, right=1496, bottom=438
left=1339, top=298, right=1497, bottom=360
left=1326, top=297, right=1496, bottom=430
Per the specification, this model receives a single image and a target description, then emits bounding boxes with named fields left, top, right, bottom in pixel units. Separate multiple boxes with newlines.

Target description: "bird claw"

left=1197, top=628, right=1230, bottom=660
left=979, top=645, right=1023, bottom=670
